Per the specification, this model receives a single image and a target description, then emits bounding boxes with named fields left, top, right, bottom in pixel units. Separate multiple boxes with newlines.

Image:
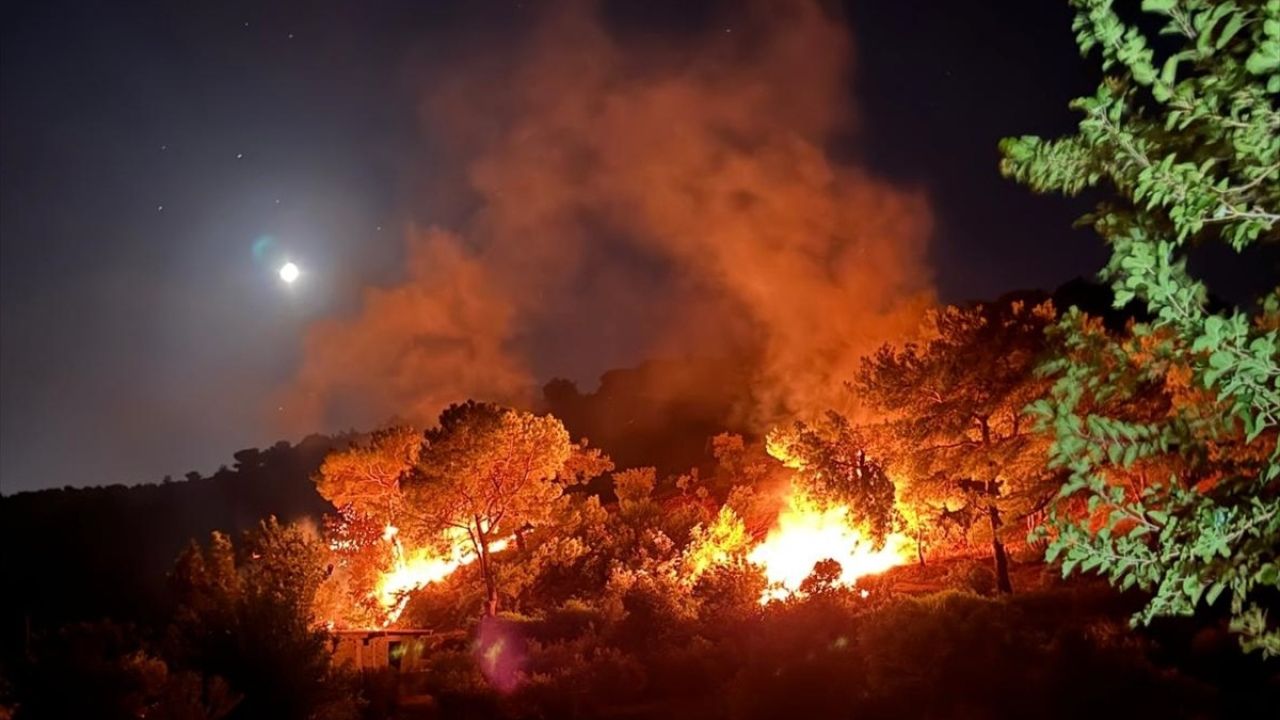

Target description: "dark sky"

left=1, top=1, right=1110, bottom=492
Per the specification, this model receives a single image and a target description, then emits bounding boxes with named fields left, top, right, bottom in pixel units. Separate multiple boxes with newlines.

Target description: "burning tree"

left=403, top=401, right=608, bottom=616
left=856, top=298, right=1060, bottom=593
left=766, top=413, right=898, bottom=544
left=315, top=425, right=423, bottom=530
left=752, top=414, right=911, bottom=601
left=313, top=427, right=428, bottom=627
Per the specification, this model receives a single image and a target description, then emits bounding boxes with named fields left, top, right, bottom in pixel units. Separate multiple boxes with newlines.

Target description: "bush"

left=513, top=638, right=647, bottom=719
left=692, top=564, right=766, bottom=628
left=417, top=649, right=496, bottom=716
left=520, top=600, right=608, bottom=643
left=613, top=573, right=696, bottom=650
left=944, top=560, right=998, bottom=596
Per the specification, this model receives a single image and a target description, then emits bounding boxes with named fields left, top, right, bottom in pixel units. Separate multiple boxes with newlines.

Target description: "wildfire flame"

left=326, top=487, right=909, bottom=627
left=747, top=491, right=910, bottom=603
left=373, top=524, right=510, bottom=626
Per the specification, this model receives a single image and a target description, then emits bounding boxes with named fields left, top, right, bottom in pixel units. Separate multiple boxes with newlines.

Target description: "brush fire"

left=749, top=491, right=911, bottom=603
left=320, top=477, right=913, bottom=630
left=373, top=525, right=509, bottom=625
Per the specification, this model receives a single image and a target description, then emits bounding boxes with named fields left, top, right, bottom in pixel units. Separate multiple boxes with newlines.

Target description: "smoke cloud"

left=283, top=0, right=933, bottom=433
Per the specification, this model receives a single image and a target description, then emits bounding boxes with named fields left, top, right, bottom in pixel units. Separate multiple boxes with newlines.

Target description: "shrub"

left=945, top=561, right=998, bottom=596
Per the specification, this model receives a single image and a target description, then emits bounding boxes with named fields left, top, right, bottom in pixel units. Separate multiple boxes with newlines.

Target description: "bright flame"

left=748, top=492, right=909, bottom=603
left=374, top=524, right=510, bottom=625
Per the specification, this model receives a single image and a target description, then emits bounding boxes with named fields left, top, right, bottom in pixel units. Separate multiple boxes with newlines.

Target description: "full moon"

left=278, top=261, right=300, bottom=284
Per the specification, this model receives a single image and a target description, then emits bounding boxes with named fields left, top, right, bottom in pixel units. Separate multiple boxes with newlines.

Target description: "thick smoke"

left=283, top=1, right=933, bottom=433
left=284, top=230, right=530, bottom=429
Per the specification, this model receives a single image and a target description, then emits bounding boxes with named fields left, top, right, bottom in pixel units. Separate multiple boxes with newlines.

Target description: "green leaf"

left=1122, top=443, right=1139, bottom=468
left=1160, top=55, right=1180, bottom=87
left=1216, top=13, right=1245, bottom=49
left=1246, top=43, right=1280, bottom=75
left=1206, top=581, right=1227, bottom=606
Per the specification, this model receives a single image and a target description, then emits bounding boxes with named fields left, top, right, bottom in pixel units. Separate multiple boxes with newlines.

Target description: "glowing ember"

left=748, top=491, right=910, bottom=603
left=374, top=524, right=510, bottom=625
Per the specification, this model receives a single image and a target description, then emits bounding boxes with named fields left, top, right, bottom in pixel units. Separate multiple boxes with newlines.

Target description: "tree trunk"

left=475, top=522, right=499, bottom=617
left=479, top=549, right=499, bottom=617
left=916, top=527, right=926, bottom=567
left=988, top=503, right=1013, bottom=594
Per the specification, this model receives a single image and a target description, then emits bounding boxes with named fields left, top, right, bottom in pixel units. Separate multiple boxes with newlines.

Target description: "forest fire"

left=368, top=524, right=509, bottom=626
left=748, top=491, right=911, bottom=603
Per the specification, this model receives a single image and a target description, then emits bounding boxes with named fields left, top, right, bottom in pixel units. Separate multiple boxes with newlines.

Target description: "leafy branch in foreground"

left=1001, top=0, right=1279, bottom=655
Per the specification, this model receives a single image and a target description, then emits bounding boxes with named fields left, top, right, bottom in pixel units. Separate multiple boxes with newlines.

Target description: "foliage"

left=943, top=560, right=1000, bottom=596
left=766, top=412, right=898, bottom=543
left=856, top=298, right=1061, bottom=591
left=315, top=426, right=422, bottom=529
left=312, top=508, right=392, bottom=629
left=12, top=621, right=238, bottom=720
left=488, top=464, right=713, bottom=620
left=717, top=587, right=1213, bottom=720
left=690, top=562, right=768, bottom=625
left=1001, top=0, right=1279, bottom=654
left=0, top=436, right=336, bottom=636
left=682, top=506, right=753, bottom=583
left=167, top=518, right=358, bottom=720
left=403, top=402, right=609, bottom=615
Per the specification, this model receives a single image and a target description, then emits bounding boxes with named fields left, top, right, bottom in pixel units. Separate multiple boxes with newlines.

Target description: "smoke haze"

left=282, top=0, right=933, bottom=434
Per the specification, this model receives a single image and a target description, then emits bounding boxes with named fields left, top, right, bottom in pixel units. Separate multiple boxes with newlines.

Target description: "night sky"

left=1, top=1, right=1108, bottom=492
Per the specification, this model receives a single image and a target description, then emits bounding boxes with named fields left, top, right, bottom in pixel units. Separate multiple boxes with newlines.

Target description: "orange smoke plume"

left=283, top=0, right=932, bottom=432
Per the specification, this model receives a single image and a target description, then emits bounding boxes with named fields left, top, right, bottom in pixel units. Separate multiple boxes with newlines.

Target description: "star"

left=156, top=204, right=164, bottom=212
left=235, top=153, right=243, bottom=159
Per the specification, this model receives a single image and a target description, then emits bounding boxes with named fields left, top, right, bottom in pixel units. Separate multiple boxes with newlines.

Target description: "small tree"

left=167, top=519, right=355, bottom=719
left=1001, top=0, right=1279, bottom=654
left=403, top=402, right=591, bottom=616
left=856, top=299, right=1060, bottom=593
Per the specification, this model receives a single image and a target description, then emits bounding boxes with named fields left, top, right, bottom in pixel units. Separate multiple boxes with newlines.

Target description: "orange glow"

left=373, top=524, right=510, bottom=626
left=747, top=491, right=910, bottom=603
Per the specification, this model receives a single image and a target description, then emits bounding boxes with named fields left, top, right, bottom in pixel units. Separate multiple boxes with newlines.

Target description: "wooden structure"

left=330, top=629, right=464, bottom=672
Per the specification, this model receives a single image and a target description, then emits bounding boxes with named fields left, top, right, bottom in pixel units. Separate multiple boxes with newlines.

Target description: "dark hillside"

left=0, top=435, right=337, bottom=648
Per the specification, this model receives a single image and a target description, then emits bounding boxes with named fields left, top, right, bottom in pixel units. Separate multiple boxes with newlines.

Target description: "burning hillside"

left=320, top=490, right=912, bottom=628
